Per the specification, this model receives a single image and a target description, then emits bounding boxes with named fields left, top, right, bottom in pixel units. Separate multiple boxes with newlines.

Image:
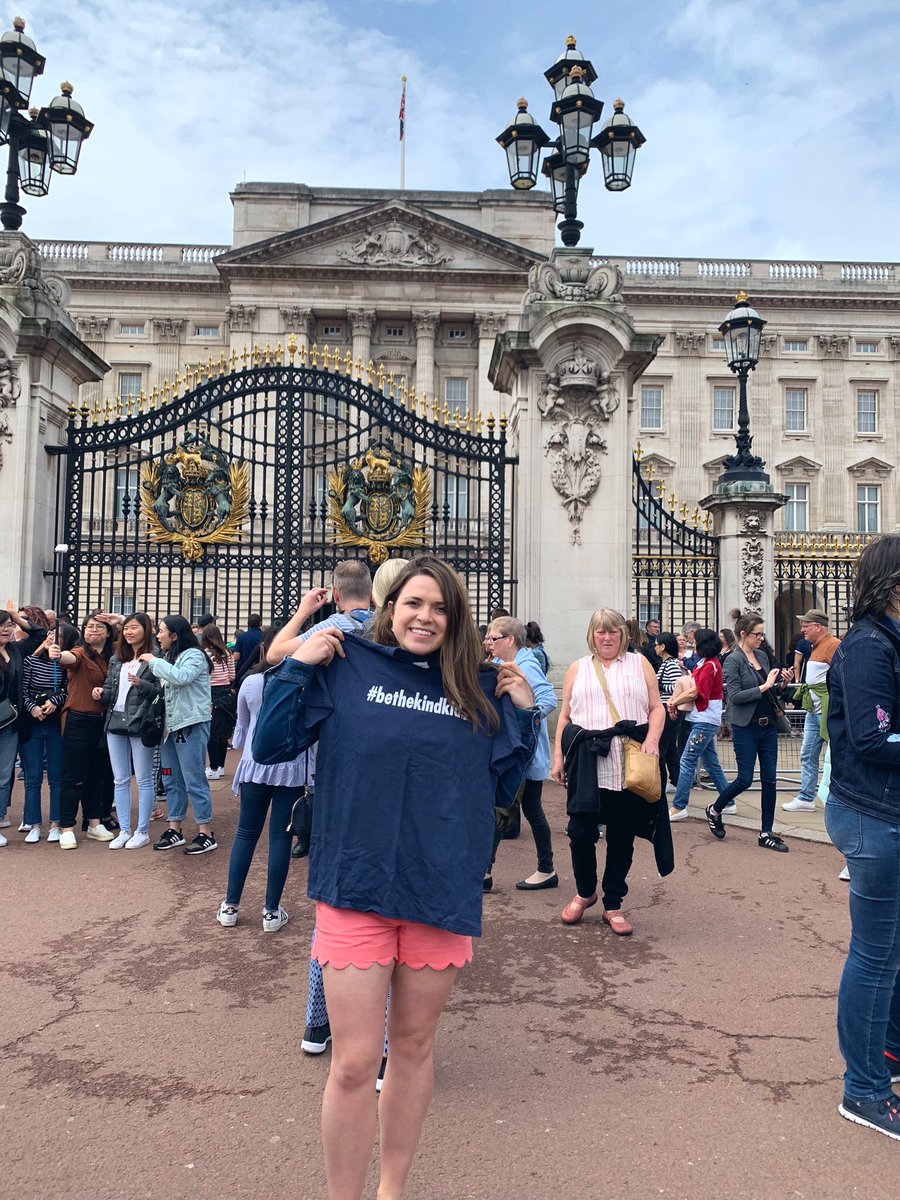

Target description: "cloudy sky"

left=20, top=0, right=900, bottom=262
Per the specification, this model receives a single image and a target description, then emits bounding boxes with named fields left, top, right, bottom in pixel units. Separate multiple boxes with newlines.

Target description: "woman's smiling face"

left=389, top=574, right=448, bottom=653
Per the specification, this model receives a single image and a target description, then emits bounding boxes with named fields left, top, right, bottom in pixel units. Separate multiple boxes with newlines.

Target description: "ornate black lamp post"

left=717, top=292, right=770, bottom=485
left=496, top=35, right=645, bottom=247
left=0, top=17, right=93, bottom=231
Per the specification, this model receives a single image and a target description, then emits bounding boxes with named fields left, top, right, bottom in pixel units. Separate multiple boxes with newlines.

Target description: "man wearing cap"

left=783, top=609, right=841, bottom=812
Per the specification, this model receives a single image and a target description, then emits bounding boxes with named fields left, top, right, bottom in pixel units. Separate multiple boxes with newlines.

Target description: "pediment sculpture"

left=337, top=221, right=454, bottom=268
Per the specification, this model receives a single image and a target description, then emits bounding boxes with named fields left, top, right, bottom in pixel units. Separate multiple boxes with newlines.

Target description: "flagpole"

left=399, top=75, right=407, bottom=190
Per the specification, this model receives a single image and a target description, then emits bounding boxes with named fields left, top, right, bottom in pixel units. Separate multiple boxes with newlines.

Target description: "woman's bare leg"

left=376, top=964, right=458, bottom=1200
left=321, top=962, right=393, bottom=1200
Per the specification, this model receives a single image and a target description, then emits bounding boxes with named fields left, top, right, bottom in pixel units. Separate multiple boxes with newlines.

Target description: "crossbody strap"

left=591, top=657, right=622, bottom=725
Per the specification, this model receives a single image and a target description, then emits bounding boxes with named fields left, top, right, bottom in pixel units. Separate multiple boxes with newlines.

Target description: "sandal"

left=602, top=910, right=633, bottom=936
left=561, top=893, right=597, bottom=925
left=150, top=807, right=166, bottom=822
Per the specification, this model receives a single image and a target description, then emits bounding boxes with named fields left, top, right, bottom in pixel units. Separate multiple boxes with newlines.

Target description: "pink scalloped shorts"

left=313, top=902, right=473, bottom=971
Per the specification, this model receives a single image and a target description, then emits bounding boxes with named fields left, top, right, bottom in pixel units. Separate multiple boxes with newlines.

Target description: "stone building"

left=18, top=182, right=900, bottom=651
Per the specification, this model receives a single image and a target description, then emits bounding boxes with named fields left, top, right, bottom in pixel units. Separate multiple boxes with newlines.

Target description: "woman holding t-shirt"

left=254, top=555, right=536, bottom=1200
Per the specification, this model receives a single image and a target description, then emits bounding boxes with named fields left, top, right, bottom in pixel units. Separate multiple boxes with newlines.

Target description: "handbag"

left=0, top=698, right=18, bottom=731
left=592, top=658, right=661, bottom=803
left=106, top=709, right=130, bottom=736
left=286, top=754, right=313, bottom=855
left=138, top=691, right=165, bottom=748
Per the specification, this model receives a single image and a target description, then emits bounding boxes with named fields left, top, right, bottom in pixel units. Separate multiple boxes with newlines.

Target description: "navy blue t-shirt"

left=269, top=636, right=535, bottom=937
left=233, top=627, right=264, bottom=665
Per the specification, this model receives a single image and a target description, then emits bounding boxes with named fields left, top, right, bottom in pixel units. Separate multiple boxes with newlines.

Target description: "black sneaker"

left=376, top=1055, right=387, bottom=1093
left=153, top=827, right=186, bottom=851
left=705, top=804, right=726, bottom=840
left=758, top=831, right=789, bottom=852
left=483, top=873, right=493, bottom=892
left=887, top=1050, right=900, bottom=1084
left=839, top=1093, right=900, bottom=1141
left=301, top=1022, right=332, bottom=1055
left=184, top=832, right=217, bottom=855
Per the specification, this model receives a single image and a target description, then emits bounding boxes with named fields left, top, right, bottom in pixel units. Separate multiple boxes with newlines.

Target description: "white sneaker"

left=17, top=820, right=32, bottom=832
left=109, top=831, right=132, bottom=849
left=263, top=906, right=289, bottom=933
left=722, top=801, right=737, bottom=813
left=24, top=826, right=41, bottom=844
left=205, top=766, right=215, bottom=778
left=209, top=767, right=225, bottom=780
left=216, top=901, right=239, bottom=928
left=0, top=831, right=7, bottom=846
left=839, top=865, right=850, bottom=882
left=124, top=831, right=150, bottom=849
left=782, top=798, right=817, bottom=812
left=47, top=828, right=61, bottom=843
left=668, top=807, right=688, bottom=822
left=59, top=830, right=77, bottom=849
left=0, top=817, right=10, bottom=829
left=86, top=824, right=115, bottom=842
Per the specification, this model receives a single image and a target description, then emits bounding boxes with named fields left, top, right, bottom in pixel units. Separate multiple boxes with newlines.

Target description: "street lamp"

left=496, top=35, right=645, bottom=247
left=717, top=292, right=770, bottom=485
left=0, top=18, right=93, bottom=231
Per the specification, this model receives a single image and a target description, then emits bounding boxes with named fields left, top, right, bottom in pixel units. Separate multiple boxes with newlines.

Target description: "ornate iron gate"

left=50, top=345, right=517, bottom=630
left=773, top=531, right=872, bottom=660
left=632, top=451, right=719, bottom=631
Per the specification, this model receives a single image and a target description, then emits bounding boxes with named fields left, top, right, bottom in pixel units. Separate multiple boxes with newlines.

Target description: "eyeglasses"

left=485, top=634, right=509, bottom=644
left=748, top=631, right=765, bottom=638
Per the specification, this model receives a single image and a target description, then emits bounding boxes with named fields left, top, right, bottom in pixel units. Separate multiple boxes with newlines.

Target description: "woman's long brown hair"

left=372, top=555, right=499, bottom=732
left=114, top=612, right=154, bottom=663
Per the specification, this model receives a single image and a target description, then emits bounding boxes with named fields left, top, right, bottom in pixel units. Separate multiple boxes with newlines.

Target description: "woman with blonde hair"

left=551, top=608, right=671, bottom=937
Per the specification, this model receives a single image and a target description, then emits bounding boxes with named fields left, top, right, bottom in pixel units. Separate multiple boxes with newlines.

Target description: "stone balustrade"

left=612, top=255, right=898, bottom=289
left=35, top=240, right=229, bottom=268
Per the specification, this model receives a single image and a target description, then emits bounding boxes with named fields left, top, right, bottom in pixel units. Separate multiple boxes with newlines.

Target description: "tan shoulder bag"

left=592, top=657, right=661, bottom=803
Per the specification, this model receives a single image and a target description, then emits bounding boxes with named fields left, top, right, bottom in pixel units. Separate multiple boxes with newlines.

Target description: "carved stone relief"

left=525, top=256, right=623, bottom=306
left=817, top=334, right=849, bottom=357
left=226, top=304, right=257, bottom=334
left=738, top=507, right=765, bottom=609
left=347, top=308, right=377, bottom=337
left=759, top=334, right=778, bottom=357
left=0, top=351, right=20, bottom=470
left=280, top=306, right=315, bottom=338
left=539, top=343, right=621, bottom=545
left=673, top=331, right=705, bottom=356
left=412, top=310, right=440, bottom=339
left=337, top=221, right=453, bottom=267
left=76, top=315, right=110, bottom=342
left=473, top=311, right=507, bottom=339
left=152, top=317, right=185, bottom=342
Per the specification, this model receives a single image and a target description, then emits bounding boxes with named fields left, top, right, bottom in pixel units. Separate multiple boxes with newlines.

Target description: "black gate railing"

left=632, top=452, right=719, bottom=632
left=50, top=347, right=517, bottom=631
left=773, top=531, right=872, bottom=661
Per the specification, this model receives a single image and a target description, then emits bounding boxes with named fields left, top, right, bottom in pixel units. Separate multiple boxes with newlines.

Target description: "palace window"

left=316, top=394, right=346, bottom=421
left=384, top=325, right=406, bottom=339
left=710, top=337, right=726, bottom=352
left=783, top=339, right=808, bottom=352
left=784, top=483, right=809, bottom=532
left=322, top=324, right=343, bottom=338
left=117, top=372, right=142, bottom=402
left=448, top=328, right=468, bottom=341
left=638, top=601, right=662, bottom=626
left=640, top=385, right=663, bottom=430
left=445, top=377, right=468, bottom=414
left=194, top=324, right=220, bottom=338
left=119, top=322, right=145, bottom=336
left=784, top=387, right=807, bottom=433
left=443, top=475, right=469, bottom=520
left=114, top=467, right=140, bottom=522
left=857, top=484, right=880, bottom=533
left=189, top=595, right=212, bottom=625
left=856, top=389, right=878, bottom=434
left=109, top=591, right=135, bottom=616
left=712, top=385, right=735, bottom=431
left=854, top=340, right=880, bottom=355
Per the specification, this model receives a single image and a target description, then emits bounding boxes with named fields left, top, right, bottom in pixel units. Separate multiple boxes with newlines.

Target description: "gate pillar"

left=491, top=248, right=661, bottom=666
left=0, top=234, right=107, bottom=607
left=700, top=484, right=787, bottom=632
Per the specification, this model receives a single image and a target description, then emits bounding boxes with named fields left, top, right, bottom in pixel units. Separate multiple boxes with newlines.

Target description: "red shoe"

left=602, top=909, right=633, bottom=936
left=561, top=893, right=598, bottom=925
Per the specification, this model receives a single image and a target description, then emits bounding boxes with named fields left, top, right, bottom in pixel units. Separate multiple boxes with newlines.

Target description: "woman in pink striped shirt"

left=202, top=625, right=236, bottom=780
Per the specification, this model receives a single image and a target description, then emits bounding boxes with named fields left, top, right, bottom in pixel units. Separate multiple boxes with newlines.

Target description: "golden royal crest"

left=327, top=443, right=430, bottom=564
left=140, top=432, right=250, bottom=562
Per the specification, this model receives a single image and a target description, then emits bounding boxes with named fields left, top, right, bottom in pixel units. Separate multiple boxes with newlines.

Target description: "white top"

left=113, top=663, right=133, bottom=712
left=568, top=652, right=650, bottom=791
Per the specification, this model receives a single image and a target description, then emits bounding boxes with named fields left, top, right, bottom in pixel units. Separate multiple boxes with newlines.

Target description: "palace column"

left=151, top=317, right=185, bottom=390
left=280, top=306, right=315, bottom=353
left=817, top=335, right=850, bottom=529
left=75, top=314, right=109, bottom=410
left=348, top=308, right=376, bottom=376
left=474, top=311, right=507, bottom=417
left=412, top=310, right=440, bottom=403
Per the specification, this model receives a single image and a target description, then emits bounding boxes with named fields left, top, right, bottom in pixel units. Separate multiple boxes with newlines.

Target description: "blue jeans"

left=799, top=710, right=824, bottom=801
left=0, top=725, right=18, bottom=818
left=714, top=721, right=779, bottom=832
left=825, top=795, right=900, bottom=1102
left=161, top=722, right=212, bottom=825
left=20, top=717, right=63, bottom=826
left=225, top=781, right=297, bottom=912
left=672, top=722, right=728, bottom=810
left=107, top=733, right=157, bottom=834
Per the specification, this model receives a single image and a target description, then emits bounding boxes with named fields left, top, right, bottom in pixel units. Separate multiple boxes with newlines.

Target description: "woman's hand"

left=550, top=751, right=566, bottom=786
left=291, top=627, right=345, bottom=667
left=494, top=662, right=534, bottom=710
left=762, top=668, right=781, bottom=691
left=31, top=706, right=45, bottom=722
left=640, top=736, right=660, bottom=756
left=91, top=686, right=104, bottom=702
left=137, top=653, right=155, bottom=663
left=41, top=700, right=57, bottom=717
left=47, top=642, right=61, bottom=660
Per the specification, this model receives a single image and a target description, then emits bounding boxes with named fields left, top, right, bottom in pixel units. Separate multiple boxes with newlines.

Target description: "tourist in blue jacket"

left=826, top=534, right=900, bottom=1141
left=254, top=555, right=537, bottom=1200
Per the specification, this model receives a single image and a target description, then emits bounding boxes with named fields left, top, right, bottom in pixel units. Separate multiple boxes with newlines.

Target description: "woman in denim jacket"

left=139, top=615, right=215, bottom=855
left=825, top=534, right=900, bottom=1141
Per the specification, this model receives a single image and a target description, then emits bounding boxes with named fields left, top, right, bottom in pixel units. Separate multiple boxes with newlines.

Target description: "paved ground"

left=3, top=763, right=896, bottom=1200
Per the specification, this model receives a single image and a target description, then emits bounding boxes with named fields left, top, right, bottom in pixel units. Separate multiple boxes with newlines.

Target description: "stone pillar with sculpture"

left=0, top=233, right=107, bottom=606
left=700, top=489, right=787, bottom=631
left=490, top=247, right=662, bottom=667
